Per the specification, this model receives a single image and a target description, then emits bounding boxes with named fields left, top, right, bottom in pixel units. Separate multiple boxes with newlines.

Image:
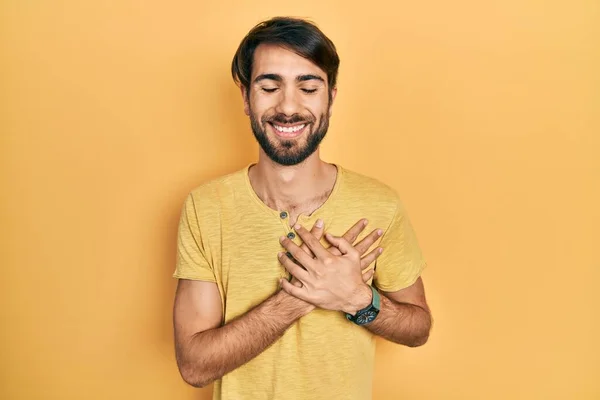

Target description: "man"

left=173, top=16, right=431, bottom=400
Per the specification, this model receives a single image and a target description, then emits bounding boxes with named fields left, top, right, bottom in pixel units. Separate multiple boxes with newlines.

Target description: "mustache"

left=263, top=113, right=315, bottom=125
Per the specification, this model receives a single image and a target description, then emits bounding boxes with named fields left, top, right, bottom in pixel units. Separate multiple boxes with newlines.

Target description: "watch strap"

left=346, top=286, right=380, bottom=323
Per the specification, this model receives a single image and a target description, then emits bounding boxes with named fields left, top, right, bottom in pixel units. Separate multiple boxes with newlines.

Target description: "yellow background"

left=1, top=1, right=598, bottom=399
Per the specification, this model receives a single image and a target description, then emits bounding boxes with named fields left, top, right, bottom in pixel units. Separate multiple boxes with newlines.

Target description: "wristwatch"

left=346, top=286, right=380, bottom=325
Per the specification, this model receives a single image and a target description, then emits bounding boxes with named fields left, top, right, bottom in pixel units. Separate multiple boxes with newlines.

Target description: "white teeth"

left=273, top=124, right=305, bottom=133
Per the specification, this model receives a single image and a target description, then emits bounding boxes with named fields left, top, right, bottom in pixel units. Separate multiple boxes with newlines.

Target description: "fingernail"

left=378, top=248, right=383, bottom=254
left=294, top=224, right=301, bottom=230
left=278, top=252, right=284, bottom=257
left=363, top=219, right=368, bottom=226
left=279, top=236, right=286, bottom=242
left=377, top=229, right=383, bottom=236
left=316, top=219, right=323, bottom=228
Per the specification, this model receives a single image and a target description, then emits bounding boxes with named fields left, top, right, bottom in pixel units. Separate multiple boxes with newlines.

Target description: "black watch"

left=346, top=286, right=381, bottom=325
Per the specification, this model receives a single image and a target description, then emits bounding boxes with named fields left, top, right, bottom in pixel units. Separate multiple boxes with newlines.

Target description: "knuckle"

left=322, top=256, right=334, bottom=266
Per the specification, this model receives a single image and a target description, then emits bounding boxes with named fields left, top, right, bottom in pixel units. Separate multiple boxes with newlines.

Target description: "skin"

left=174, top=220, right=383, bottom=387
left=279, top=226, right=431, bottom=346
left=173, top=44, right=431, bottom=388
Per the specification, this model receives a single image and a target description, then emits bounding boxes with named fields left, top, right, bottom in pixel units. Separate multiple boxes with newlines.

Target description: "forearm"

left=364, top=291, right=431, bottom=347
left=177, top=290, right=311, bottom=387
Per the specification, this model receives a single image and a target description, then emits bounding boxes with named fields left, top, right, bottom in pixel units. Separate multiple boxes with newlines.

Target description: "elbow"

left=406, top=332, right=429, bottom=347
left=183, top=377, right=209, bottom=389
left=179, top=362, right=212, bottom=388
left=405, top=318, right=432, bottom=347
left=406, top=310, right=432, bottom=347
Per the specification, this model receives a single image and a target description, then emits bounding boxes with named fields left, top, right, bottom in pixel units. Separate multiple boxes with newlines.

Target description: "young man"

left=173, top=17, right=431, bottom=400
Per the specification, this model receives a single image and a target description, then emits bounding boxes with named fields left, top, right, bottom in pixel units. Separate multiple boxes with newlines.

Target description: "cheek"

left=305, top=96, right=329, bottom=118
left=309, top=91, right=329, bottom=108
left=250, top=95, right=277, bottom=118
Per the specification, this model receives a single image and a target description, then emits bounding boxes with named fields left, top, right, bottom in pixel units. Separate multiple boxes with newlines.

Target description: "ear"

left=241, top=86, right=250, bottom=116
left=328, top=87, right=338, bottom=117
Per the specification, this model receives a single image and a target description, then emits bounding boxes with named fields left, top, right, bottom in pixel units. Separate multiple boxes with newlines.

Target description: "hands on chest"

left=277, top=218, right=384, bottom=315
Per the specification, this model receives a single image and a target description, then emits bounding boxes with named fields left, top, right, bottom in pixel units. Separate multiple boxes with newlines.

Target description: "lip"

left=268, top=122, right=308, bottom=138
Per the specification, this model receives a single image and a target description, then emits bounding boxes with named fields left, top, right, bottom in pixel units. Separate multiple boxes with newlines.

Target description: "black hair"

left=231, top=17, right=340, bottom=96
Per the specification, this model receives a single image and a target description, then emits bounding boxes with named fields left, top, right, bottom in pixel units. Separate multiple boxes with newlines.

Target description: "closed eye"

left=262, top=88, right=278, bottom=93
left=301, top=88, right=318, bottom=94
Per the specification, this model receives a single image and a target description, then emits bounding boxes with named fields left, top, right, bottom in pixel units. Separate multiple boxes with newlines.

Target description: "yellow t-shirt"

left=173, top=163, right=426, bottom=400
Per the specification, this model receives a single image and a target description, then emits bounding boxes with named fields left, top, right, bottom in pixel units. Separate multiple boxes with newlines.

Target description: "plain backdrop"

left=1, top=1, right=598, bottom=399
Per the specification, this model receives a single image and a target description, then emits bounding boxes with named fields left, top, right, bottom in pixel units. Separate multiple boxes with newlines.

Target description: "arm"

left=278, top=226, right=431, bottom=347
left=174, top=218, right=381, bottom=388
left=173, top=279, right=311, bottom=388
left=362, top=277, right=431, bottom=347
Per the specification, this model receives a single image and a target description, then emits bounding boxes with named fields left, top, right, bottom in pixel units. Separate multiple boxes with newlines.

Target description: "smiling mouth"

left=268, top=122, right=308, bottom=137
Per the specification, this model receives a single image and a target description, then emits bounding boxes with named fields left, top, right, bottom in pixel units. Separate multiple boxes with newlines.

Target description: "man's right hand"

left=287, top=218, right=383, bottom=289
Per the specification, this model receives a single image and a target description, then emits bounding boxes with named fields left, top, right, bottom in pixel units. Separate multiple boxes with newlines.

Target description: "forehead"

left=252, top=44, right=326, bottom=81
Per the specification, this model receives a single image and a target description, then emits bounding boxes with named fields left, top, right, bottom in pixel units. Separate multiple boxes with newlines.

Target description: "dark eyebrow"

left=297, top=74, right=325, bottom=83
left=253, top=73, right=325, bottom=84
left=254, top=74, right=282, bottom=83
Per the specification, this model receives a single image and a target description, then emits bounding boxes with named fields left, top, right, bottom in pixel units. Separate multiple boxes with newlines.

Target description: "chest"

left=209, top=206, right=383, bottom=322
left=270, top=190, right=332, bottom=227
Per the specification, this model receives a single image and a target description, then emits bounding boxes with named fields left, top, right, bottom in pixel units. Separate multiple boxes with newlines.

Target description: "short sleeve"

left=373, top=199, right=426, bottom=292
left=172, top=194, right=216, bottom=282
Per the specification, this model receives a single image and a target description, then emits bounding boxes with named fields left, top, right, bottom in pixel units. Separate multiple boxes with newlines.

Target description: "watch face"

left=356, top=310, right=379, bottom=325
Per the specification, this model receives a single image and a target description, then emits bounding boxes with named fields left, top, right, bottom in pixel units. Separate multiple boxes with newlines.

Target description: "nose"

left=275, top=87, right=300, bottom=117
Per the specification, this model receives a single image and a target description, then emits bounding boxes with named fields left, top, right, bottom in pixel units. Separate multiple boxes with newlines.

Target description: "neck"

left=248, top=149, right=337, bottom=211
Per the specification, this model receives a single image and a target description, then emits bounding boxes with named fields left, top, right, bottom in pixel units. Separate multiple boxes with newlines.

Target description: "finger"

left=354, top=228, right=384, bottom=256
left=280, top=236, right=316, bottom=271
left=341, top=218, right=369, bottom=246
left=293, top=224, right=330, bottom=260
left=325, top=227, right=380, bottom=258
left=278, top=252, right=310, bottom=281
left=300, top=219, right=324, bottom=256
left=324, top=233, right=356, bottom=256
left=311, top=219, right=325, bottom=240
left=288, top=274, right=304, bottom=287
left=280, top=278, right=310, bottom=302
left=299, top=243, right=313, bottom=257
left=327, top=245, right=342, bottom=256
left=360, top=247, right=384, bottom=269
left=362, top=268, right=375, bottom=283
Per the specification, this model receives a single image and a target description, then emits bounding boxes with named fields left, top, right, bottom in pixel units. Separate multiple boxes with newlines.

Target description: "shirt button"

left=280, top=211, right=288, bottom=219
left=287, top=232, right=296, bottom=240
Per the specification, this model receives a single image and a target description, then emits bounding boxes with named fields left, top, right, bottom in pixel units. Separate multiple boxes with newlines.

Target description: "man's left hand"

left=278, top=224, right=374, bottom=315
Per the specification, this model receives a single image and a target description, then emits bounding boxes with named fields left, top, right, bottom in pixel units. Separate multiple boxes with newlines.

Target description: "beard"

left=249, top=106, right=330, bottom=166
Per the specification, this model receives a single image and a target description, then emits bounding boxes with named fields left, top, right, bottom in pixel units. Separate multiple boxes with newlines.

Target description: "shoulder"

left=187, top=167, right=246, bottom=202
left=183, top=167, right=247, bottom=218
left=338, top=165, right=402, bottom=211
